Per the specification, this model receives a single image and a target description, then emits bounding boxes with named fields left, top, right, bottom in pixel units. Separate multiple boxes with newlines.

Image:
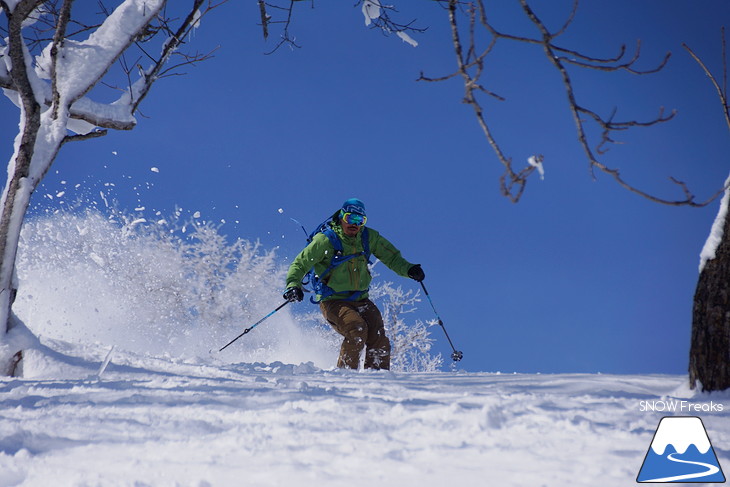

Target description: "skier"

left=283, top=198, right=425, bottom=370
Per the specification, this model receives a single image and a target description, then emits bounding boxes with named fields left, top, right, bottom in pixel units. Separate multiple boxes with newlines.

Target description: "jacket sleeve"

left=369, top=229, right=413, bottom=278
left=285, top=233, right=332, bottom=289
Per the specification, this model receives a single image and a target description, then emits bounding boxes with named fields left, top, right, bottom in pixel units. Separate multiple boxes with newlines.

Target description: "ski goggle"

left=341, top=211, right=367, bottom=226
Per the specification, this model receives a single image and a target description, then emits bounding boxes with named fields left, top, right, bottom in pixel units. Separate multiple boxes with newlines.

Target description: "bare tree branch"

left=357, top=0, right=428, bottom=38
left=419, top=0, right=535, bottom=202
left=720, top=27, right=730, bottom=107
left=422, top=0, right=720, bottom=205
left=50, top=0, right=74, bottom=119
left=558, top=40, right=671, bottom=75
left=131, top=0, right=229, bottom=113
left=258, top=0, right=269, bottom=40
left=61, top=128, right=108, bottom=146
left=684, top=36, right=730, bottom=134
left=518, top=0, right=717, bottom=206
left=263, top=0, right=302, bottom=55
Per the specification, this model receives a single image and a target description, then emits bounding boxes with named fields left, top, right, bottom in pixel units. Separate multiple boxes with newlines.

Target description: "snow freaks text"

left=639, top=400, right=724, bottom=413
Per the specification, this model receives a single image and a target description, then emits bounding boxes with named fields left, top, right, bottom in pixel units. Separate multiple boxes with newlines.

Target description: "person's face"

left=340, top=219, right=361, bottom=237
left=340, top=211, right=366, bottom=237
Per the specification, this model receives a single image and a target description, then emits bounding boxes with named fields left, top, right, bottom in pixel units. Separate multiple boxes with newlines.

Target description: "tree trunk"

left=689, top=209, right=730, bottom=392
left=0, top=109, right=43, bottom=377
left=0, top=1, right=44, bottom=364
left=0, top=131, right=38, bottom=335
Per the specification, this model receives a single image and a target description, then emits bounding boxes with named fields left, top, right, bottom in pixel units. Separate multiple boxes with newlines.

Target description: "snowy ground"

left=1, top=339, right=728, bottom=487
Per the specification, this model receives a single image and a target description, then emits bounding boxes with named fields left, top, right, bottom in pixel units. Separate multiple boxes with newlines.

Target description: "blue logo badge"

left=637, top=416, right=725, bottom=483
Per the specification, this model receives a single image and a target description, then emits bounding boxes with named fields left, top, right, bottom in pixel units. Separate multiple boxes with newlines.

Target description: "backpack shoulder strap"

left=322, top=226, right=342, bottom=253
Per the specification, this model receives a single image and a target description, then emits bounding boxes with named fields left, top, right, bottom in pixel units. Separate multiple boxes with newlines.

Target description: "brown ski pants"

left=319, top=298, right=391, bottom=370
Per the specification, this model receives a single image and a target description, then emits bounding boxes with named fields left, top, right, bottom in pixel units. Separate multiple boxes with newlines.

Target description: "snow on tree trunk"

left=690, top=183, right=730, bottom=392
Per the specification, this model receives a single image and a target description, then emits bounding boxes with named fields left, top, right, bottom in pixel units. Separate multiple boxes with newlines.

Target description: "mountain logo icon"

left=637, top=416, right=726, bottom=483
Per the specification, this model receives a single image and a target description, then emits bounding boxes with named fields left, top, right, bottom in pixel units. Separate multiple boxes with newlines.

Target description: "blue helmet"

left=341, top=198, right=366, bottom=216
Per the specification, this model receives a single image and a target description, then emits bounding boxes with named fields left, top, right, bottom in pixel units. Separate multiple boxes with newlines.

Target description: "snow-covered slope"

left=1, top=340, right=727, bottom=487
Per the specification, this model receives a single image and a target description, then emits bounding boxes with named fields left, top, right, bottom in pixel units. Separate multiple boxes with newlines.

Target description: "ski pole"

left=290, top=218, right=311, bottom=241
left=420, top=281, right=463, bottom=362
left=218, top=300, right=290, bottom=352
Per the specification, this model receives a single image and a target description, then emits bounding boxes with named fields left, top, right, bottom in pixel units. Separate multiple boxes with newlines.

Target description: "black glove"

left=407, top=264, right=425, bottom=282
left=283, top=287, right=304, bottom=302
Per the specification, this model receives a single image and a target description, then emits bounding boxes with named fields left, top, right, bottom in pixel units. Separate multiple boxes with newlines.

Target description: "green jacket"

left=285, top=223, right=413, bottom=301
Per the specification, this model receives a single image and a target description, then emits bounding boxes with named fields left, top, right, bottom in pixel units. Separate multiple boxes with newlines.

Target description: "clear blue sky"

left=2, top=1, right=730, bottom=374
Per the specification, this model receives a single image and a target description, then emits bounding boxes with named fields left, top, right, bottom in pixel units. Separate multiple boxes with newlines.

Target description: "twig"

left=683, top=37, right=730, bottom=133
left=61, top=129, right=108, bottom=146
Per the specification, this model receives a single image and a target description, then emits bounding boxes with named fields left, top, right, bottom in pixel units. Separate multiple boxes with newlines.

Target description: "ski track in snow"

left=0, top=341, right=728, bottom=487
